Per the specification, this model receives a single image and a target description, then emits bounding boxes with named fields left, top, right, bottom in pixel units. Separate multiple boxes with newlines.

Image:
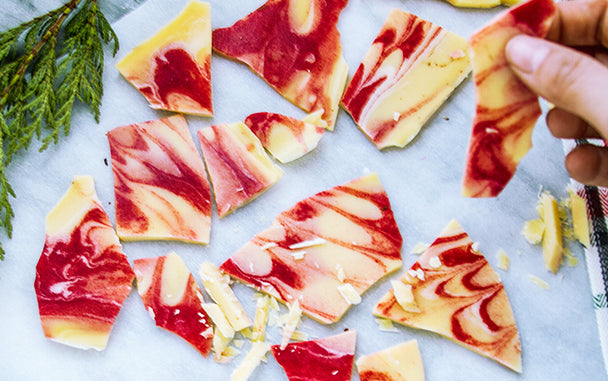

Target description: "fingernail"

left=506, top=35, right=550, bottom=74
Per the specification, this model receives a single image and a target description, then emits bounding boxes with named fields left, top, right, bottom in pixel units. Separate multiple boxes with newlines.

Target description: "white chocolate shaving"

left=281, top=301, right=302, bottom=349
left=251, top=295, right=270, bottom=342
left=199, top=262, right=252, bottom=331
left=202, top=303, right=235, bottom=339
left=429, top=256, right=442, bottom=268
left=375, top=318, right=398, bottom=332
left=415, top=268, right=425, bottom=281
left=497, top=249, right=509, bottom=271
left=391, top=280, right=420, bottom=313
left=529, top=274, right=550, bottom=290
left=260, top=242, right=278, bottom=250
left=291, top=250, right=306, bottom=260
left=411, top=242, right=430, bottom=255
left=337, top=283, right=362, bottom=305
left=472, top=242, right=481, bottom=252
left=288, top=237, right=326, bottom=249
left=230, top=341, right=271, bottom=381
left=336, top=264, right=346, bottom=283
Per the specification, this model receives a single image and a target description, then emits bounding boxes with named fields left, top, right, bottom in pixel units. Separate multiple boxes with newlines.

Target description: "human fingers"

left=546, top=107, right=602, bottom=139
left=565, top=144, right=608, bottom=188
left=546, top=0, right=608, bottom=47
left=506, top=35, right=608, bottom=138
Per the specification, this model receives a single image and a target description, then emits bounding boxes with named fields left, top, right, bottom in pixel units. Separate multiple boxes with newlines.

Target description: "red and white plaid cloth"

left=564, top=139, right=608, bottom=371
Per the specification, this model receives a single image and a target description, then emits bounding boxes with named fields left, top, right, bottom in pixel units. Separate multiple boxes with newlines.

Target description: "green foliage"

left=0, top=0, right=119, bottom=260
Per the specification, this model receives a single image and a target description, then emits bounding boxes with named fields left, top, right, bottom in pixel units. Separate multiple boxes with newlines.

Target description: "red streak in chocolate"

left=135, top=257, right=213, bottom=357
left=479, top=289, right=502, bottom=332
left=35, top=207, right=134, bottom=325
left=244, top=113, right=278, bottom=146
left=213, top=0, right=348, bottom=119
left=198, top=125, right=265, bottom=199
left=428, top=235, right=511, bottom=347
left=465, top=0, right=555, bottom=198
left=317, top=185, right=403, bottom=258
left=359, top=370, right=394, bottom=381
left=146, top=48, right=212, bottom=112
left=222, top=175, right=402, bottom=323
left=439, top=246, right=482, bottom=267
left=108, top=121, right=212, bottom=235
left=245, top=112, right=311, bottom=146
left=286, top=200, right=318, bottom=222
left=509, top=0, right=556, bottom=35
left=433, top=232, right=468, bottom=245
left=220, top=255, right=303, bottom=295
left=342, top=14, right=439, bottom=132
left=465, top=98, right=541, bottom=196
left=272, top=340, right=354, bottom=381
left=451, top=306, right=479, bottom=346
left=450, top=286, right=504, bottom=345
left=342, top=73, right=385, bottom=123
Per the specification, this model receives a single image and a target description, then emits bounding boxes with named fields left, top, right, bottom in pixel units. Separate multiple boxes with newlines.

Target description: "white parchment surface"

left=0, top=0, right=605, bottom=379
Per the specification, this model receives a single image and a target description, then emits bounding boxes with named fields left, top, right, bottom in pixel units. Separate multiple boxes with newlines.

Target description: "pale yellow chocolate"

left=116, top=0, right=213, bottom=116
left=374, top=219, right=521, bottom=373
left=342, top=9, right=470, bottom=150
left=540, top=193, right=563, bottom=274
left=356, top=340, right=425, bottom=381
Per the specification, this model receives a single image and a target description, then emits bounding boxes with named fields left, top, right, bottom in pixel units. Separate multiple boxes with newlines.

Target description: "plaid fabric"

left=564, top=139, right=608, bottom=371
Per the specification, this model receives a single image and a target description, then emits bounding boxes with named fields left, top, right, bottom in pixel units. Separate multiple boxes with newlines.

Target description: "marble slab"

left=0, top=0, right=606, bottom=380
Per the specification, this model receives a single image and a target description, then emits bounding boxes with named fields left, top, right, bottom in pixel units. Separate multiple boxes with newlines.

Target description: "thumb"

left=506, top=34, right=608, bottom=137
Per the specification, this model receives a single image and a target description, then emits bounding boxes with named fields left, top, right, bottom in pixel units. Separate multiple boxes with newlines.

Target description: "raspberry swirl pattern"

left=115, top=1, right=213, bottom=116
left=197, top=122, right=283, bottom=218
left=133, top=253, right=214, bottom=357
left=342, top=8, right=470, bottom=149
left=220, top=173, right=402, bottom=324
left=213, top=0, right=349, bottom=128
left=271, top=330, right=357, bottom=381
left=244, top=112, right=325, bottom=163
left=461, top=0, right=556, bottom=197
left=35, top=176, right=134, bottom=350
left=108, top=115, right=212, bottom=243
left=374, top=219, right=522, bottom=372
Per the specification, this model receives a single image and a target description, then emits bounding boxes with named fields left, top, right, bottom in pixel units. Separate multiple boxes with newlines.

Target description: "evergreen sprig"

left=0, top=0, right=119, bottom=260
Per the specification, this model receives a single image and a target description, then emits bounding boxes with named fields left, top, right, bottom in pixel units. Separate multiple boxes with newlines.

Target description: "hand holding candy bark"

left=506, top=0, right=608, bottom=187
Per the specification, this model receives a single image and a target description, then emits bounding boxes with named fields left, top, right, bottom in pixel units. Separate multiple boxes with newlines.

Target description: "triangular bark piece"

left=374, top=219, right=522, bottom=372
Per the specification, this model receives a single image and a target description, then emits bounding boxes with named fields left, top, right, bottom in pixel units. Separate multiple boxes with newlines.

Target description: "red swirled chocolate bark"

left=212, top=0, right=349, bottom=129
left=244, top=111, right=326, bottom=163
left=108, top=114, right=212, bottom=244
left=374, top=219, right=521, bottom=372
left=342, top=8, right=470, bottom=149
left=220, top=173, right=402, bottom=324
left=35, top=176, right=134, bottom=350
left=272, top=330, right=356, bottom=381
left=197, top=122, right=283, bottom=218
left=462, top=0, right=556, bottom=197
left=116, top=1, right=213, bottom=116
left=133, top=252, right=213, bottom=357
